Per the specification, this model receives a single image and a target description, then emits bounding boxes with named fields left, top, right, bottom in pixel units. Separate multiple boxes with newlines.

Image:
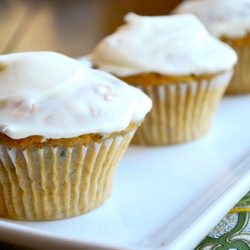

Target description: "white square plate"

left=0, top=96, right=250, bottom=250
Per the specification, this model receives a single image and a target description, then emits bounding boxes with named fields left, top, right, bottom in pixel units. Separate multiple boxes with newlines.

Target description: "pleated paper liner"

left=0, top=128, right=136, bottom=221
left=226, top=45, right=250, bottom=94
left=124, top=72, right=232, bottom=146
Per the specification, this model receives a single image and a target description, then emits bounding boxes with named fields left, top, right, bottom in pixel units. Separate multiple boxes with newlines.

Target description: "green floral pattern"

left=235, top=193, right=250, bottom=209
left=197, top=192, right=250, bottom=250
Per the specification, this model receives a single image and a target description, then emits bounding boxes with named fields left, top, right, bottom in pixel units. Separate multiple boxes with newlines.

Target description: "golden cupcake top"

left=90, top=13, right=237, bottom=77
left=0, top=51, right=152, bottom=139
left=174, top=0, right=250, bottom=38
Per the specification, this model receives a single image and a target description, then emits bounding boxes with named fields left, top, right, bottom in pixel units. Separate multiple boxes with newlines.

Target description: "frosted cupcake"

left=0, top=52, right=151, bottom=221
left=174, top=0, right=250, bottom=94
left=90, top=14, right=237, bottom=146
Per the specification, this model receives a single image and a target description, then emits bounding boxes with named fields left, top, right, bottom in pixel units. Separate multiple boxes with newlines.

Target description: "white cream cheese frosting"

left=90, top=13, right=237, bottom=77
left=174, top=0, right=250, bottom=38
left=0, top=52, right=152, bottom=139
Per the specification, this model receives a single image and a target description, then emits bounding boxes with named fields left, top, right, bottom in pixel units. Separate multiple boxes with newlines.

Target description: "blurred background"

left=0, top=0, right=183, bottom=57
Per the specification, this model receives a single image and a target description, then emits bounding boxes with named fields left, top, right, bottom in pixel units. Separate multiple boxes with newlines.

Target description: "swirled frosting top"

left=174, top=0, right=250, bottom=38
left=90, top=13, right=237, bottom=77
left=0, top=52, right=152, bottom=139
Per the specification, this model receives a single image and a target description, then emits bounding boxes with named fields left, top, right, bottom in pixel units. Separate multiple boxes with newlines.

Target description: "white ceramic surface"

left=0, top=95, right=250, bottom=250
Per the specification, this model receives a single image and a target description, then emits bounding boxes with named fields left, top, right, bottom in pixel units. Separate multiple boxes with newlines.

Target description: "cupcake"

left=174, top=0, right=250, bottom=94
left=0, top=52, right=151, bottom=221
left=90, top=14, right=237, bottom=146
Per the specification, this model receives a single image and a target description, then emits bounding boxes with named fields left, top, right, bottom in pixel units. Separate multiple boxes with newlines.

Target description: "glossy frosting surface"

left=90, top=13, right=237, bottom=77
left=0, top=52, right=151, bottom=139
left=174, top=0, right=250, bottom=38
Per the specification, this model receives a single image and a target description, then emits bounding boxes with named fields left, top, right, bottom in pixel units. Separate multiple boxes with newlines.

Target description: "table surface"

left=0, top=1, right=249, bottom=249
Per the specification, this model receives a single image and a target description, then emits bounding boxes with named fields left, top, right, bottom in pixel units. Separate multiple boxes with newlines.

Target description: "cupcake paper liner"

left=0, top=129, right=135, bottom=221
left=226, top=45, right=250, bottom=94
left=132, top=72, right=232, bottom=146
